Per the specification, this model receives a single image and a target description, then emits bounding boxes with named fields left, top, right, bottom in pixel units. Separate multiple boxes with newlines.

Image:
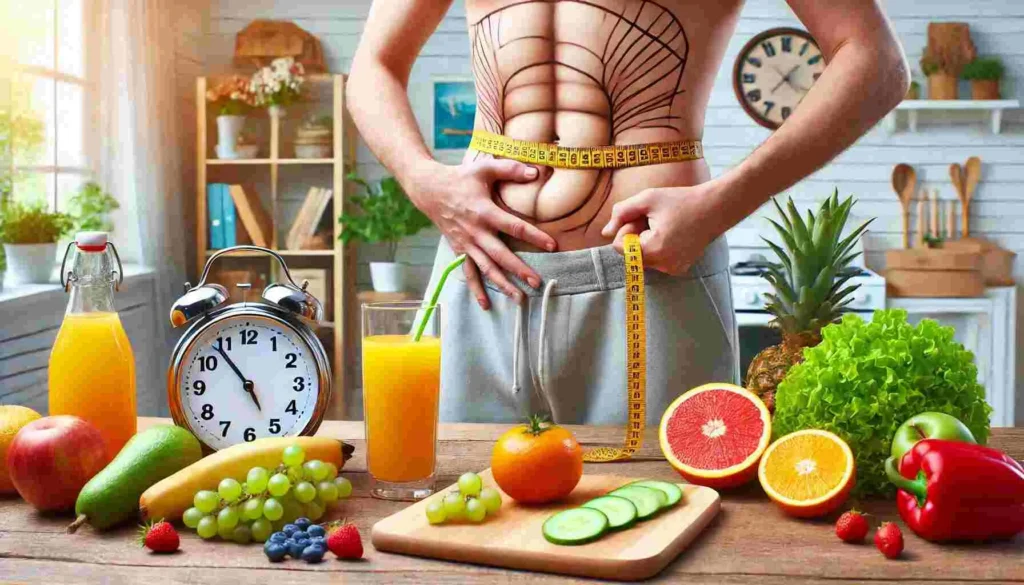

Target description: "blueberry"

left=307, top=525, right=326, bottom=538
left=309, top=543, right=327, bottom=555
left=311, top=536, right=325, bottom=545
left=264, top=542, right=287, bottom=562
left=294, top=517, right=311, bottom=530
left=293, top=530, right=308, bottom=541
left=269, top=531, right=288, bottom=544
left=288, top=540, right=305, bottom=558
left=301, top=544, right=325, bottom=563
left=282, top=524, right=298, bottom=536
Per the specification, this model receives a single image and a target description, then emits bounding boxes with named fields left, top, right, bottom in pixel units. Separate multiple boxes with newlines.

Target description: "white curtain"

left=91, top=0, right=190, bottom=390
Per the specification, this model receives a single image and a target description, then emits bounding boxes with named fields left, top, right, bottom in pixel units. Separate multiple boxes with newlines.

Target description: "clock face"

left=733, top=28, right=825, bottom=129
left=175, top=314, right=324, bottom=450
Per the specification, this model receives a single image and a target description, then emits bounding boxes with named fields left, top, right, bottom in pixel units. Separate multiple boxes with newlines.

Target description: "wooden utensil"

left=915, top=193, right=926, bottom=248
left=372, top=469, right=721, bottom=581
left=963, top=156, right=981, bottom=236
left=891, top=164, right=916, bottom=248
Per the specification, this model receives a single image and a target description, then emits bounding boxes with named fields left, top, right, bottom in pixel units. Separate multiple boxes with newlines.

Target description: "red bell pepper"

left=885, top=439, right=1024, bottom=542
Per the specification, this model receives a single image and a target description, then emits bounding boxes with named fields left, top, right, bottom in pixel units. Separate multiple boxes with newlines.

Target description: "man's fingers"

left=465, top=245, right=524, bottom=304
left=474, top=158, right=539, bottom=184
left=462, top=256, right=491, bottom=310
left=601, top=193, right=653, bottom=237
left=484, top=207, right=556, bottom=252
left=475, top=231, right=541, bottom=289
left=611, top=220, right=647, bottom=254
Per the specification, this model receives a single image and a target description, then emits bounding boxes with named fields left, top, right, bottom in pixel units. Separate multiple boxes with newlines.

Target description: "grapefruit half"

left=757, top=429, right=855, bottom=518
left=658, top=383, right=771, bottom=489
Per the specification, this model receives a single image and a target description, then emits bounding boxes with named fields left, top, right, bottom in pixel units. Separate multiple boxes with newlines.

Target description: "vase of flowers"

left=250, top=57, right=305, bottom=119
left=962, top=57, right=1004, bottom=100
left=0, top=200, right=73, bottom=285
left=206, top=75, right=257, bottom=159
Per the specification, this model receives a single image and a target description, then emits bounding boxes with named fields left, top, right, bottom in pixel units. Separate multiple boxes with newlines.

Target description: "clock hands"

left=213, top=345, right=262, bottom=412
left=771, top=65, right=801, bottom=94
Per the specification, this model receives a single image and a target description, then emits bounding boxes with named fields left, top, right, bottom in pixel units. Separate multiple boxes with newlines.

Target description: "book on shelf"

left=207, top=183, right=226, bottom=249
left=227, top=184, right=272, bottom=248
left=286, top=186, right=333, bottom=250
left=222, top=185, right=237, bottom=247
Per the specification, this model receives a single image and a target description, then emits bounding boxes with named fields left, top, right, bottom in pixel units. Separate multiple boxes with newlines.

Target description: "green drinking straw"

left=413, top=254, right=466, bottom=341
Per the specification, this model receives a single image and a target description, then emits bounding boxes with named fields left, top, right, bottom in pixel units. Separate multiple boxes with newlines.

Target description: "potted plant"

left=69, top=181, right=119, bottom=231
left=0, top=200, right=73, bottom=284
left=340, top=173, right=433, bottom=293
left=250, top=57, right=305, bottom=118
left=206, top=75, right=257, bottom=159
left=906, top=80, right=920, bottom=100
left=961, top=57, right=1004, bottom=100
left=921, top=56, right=957, bottom=100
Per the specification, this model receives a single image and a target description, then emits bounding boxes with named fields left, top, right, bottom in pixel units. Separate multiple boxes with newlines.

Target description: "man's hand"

left=600, top=182, right=720, bottom=276
left=411, top=159, right=557, bottom=309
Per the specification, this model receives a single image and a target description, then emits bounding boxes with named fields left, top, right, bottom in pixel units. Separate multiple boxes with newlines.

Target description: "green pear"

left=890, top=412, right=976, bottom=462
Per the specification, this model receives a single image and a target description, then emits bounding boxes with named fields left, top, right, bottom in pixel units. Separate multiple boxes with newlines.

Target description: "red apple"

left=6, top=416, right=110, bottom=512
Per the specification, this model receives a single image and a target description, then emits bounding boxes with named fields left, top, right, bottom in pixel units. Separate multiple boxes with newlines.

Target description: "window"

left=2, top=0, right=88, bottom=212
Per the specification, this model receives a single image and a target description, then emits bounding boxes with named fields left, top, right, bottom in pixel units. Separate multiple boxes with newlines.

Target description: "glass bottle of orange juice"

left=49, top=232, right=136, bottom=458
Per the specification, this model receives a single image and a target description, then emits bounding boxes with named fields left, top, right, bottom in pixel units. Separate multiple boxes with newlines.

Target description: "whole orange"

left=491, top=415, right=583, bottom=504
left=0, top=405, right=43, bottom=494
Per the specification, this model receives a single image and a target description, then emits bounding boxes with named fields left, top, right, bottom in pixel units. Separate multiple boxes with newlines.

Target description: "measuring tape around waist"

left=470, top=130, right=703, bottom=170
left=583, top=234, right=646, bottom=462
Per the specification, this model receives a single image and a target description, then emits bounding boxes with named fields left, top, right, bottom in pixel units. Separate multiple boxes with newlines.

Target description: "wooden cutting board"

left=371, top=469, right=720, bottom=581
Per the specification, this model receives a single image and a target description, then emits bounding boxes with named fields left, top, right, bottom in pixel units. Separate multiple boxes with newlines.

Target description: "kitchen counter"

left=1, top=418, right=1021, bottom=584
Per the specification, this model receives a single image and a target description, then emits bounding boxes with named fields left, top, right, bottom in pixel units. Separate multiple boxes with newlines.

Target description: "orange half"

left=758, top=429, right=855, bottom=518
left=658, top=383, right=772, bottom=489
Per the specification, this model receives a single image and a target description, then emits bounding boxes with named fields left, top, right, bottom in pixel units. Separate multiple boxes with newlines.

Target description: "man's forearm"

left=346, top=60, right=438, bottom=190
left=707, top=37, right=909, bottom=233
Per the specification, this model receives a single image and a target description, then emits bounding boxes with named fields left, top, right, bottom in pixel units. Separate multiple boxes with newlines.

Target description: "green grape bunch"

left=426, top=472, right=503, bottom=525
left=180, top=444, right=354, bottom=543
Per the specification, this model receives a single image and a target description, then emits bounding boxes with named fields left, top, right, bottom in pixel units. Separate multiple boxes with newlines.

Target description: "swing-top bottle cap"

left=75, top=231, right=108, bottom=252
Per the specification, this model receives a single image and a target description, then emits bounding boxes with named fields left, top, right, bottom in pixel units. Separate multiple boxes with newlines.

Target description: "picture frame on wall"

left=431, top=77, right=476, bottom=152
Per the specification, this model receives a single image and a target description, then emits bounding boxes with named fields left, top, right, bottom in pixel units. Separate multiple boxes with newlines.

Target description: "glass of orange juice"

left=362, top=302, right=441, bottom=500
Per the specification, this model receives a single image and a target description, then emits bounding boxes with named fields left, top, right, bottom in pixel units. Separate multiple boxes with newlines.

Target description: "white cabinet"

left=887, top=287, right=1016, bottom=427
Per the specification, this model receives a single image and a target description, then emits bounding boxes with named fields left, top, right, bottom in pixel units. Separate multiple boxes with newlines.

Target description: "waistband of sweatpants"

left=442, top=235, right=730, bottom=297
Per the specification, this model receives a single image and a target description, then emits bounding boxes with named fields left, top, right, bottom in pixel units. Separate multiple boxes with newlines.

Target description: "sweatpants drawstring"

left=509, top=279, right=559, bottom=420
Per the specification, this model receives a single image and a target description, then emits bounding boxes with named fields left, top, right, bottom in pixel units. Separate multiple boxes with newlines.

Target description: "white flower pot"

left=370, top=262, right=408, bottom=293
left=3, top=243, right=57, bottom=285
left=215, top=115, right=247, bottom=159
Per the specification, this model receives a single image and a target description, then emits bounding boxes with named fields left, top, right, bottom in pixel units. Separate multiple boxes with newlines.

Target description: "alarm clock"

left=733, top=27, right=826, bottom=129
left=167, top=246, right=331, bottom=450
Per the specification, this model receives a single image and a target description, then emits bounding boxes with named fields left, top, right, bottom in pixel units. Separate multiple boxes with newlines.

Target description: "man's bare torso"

left=464, top=0, right=743, bottom=251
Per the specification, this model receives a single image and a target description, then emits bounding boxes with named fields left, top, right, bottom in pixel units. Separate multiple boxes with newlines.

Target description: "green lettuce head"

left=772, top=309, right=991, bottom=498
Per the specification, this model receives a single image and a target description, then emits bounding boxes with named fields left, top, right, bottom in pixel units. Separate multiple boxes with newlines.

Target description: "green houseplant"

left=961, top=57, right=1004, bottom=100
left=70, top=181, right=120, bottom=232
left=0, top=199, right=73, bottom=284
left=339, top=173, right=432, bottom=292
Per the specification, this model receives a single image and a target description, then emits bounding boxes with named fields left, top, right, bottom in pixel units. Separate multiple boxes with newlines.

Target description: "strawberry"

left=139, top=520, right=180, bottom=553
left=835, top=510, right=869, bottom=543
left=326, top=521, right=363, bottom=559
left=874, top=522, right=904, bottom=559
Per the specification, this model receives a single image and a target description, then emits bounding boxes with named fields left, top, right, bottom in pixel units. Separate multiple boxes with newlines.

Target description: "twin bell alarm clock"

left=167, top=246, right=331, bottom=450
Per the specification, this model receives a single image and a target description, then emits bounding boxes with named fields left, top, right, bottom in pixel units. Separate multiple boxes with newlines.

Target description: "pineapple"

left=745, top=190, right=873, bottom=412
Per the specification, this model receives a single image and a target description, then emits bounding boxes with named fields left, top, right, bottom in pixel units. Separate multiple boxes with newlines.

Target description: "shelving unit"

left=883, top=99, right=1020, bottom=134
left=195, top=74, right=357, bottom=418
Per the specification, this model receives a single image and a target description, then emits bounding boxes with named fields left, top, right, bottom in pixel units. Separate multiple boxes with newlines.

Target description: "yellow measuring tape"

left=470, top=130, right=703, bottom=170
left=584, top=234, right=646, bottom=462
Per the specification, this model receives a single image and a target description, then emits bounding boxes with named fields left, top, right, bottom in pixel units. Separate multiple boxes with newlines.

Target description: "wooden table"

left=1, top=418, right=1021, bottom=584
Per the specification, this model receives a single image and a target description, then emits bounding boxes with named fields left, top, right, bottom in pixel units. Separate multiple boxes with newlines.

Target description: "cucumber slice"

left=581, top=495, right=638, bottom=531
left=608, top=485, right=665, bottom=520
left=542, top=508, right=609, bottom=546
left=628, top=480, right=684, bottom=508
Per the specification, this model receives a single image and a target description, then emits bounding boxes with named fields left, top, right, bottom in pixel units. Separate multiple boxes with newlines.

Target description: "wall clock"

left=733, top=28, right=826, bottom=130
left=167, top=246, right=332, bottom=451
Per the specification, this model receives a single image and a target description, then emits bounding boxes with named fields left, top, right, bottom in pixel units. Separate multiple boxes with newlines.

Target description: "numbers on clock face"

left=737, top=30, right=826, bottom=128
left=179, top=317, right=319, bottom=450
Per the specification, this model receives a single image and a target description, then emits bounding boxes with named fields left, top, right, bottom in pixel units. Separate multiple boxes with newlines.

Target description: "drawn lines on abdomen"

left=470, top=0, right=688, bottom=140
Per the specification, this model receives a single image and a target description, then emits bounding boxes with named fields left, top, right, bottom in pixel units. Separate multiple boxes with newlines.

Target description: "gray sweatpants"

left=426, top=236, right=737, bottom=426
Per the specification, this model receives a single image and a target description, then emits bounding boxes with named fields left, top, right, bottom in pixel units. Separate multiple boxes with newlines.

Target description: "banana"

left=139, top=436, right=354, bottom=522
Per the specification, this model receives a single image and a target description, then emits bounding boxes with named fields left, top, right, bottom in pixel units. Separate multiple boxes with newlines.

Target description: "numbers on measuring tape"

left=584, top=234, right=646, bottom=462
left=469, top=131, right=702, bottom=170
